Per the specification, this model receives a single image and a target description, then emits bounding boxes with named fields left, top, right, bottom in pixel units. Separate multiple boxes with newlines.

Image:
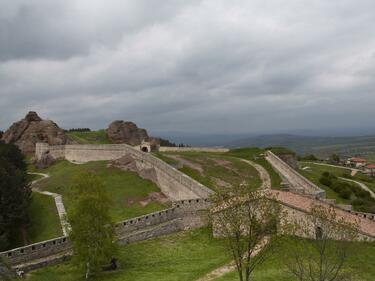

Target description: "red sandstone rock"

left=2, top=111, right=68, bottom=155
left=106, top=120, right=149, bottom=145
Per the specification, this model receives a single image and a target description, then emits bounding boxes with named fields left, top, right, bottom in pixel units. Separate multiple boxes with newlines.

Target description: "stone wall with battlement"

left=35, top=143, right=214, bottom=201
left=0, top=236, right=71, bottom=266
left=265, top=151, right=325, bottom=197
left=0, top=200, right=210, bottom=269
left=159, top=147, right=229, bottom=153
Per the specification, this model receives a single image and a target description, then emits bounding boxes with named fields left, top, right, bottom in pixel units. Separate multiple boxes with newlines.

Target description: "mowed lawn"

left=214, top=240, right=375, bottom=281
left=33, top=161, right=170, bottom=222
left=156, top=152, right=262, bottom=192
left=24, top=228, right=231, bottom=281
left=8, top=192, right=63, bottom=249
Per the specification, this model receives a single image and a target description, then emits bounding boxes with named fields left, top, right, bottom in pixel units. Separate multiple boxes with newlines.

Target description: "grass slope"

left=9, top=192, right=63, bottom=249
left=34, top=161, right=169, bottom=222
left=24, top=228, right=231, bottom=281
left=66, top=130, right=112, bottom=144
left=156, top=151, right=262, bottom=192
left=214, top=240, right=375, bottom=281
left=298, top=162, right=353, bottom=204
left=225, top=148, right=282, bottom=188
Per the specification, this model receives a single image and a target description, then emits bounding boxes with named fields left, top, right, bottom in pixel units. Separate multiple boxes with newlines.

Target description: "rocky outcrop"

left=2, top=111, right=68, bottom=155
left=33, top=151, right=56, bottom=169
left=106, top=120, right=149, bottom=145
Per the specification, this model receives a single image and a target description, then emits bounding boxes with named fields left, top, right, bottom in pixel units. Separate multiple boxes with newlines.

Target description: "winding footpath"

left=339, top=177, right=375, bottom=199
left=28, top=172, right=71, bottom=236
left=240, top=159, right=271, bottom=190
left=301, top=161, right=360, bottom=176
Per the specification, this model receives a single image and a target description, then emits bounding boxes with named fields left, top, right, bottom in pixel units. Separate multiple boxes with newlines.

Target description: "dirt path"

left=339, top=177, right=375, bottom=199
left=28, top=172, right=71, bottom=235
left=300, top=162, right=359, bottom=176
left=240, top=159, right=271, bottom=189
left=195, top=237, right=269, bottom=281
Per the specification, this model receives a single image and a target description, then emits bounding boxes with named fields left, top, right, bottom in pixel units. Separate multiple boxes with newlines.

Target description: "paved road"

left=339, top=177, right=375, bottom=199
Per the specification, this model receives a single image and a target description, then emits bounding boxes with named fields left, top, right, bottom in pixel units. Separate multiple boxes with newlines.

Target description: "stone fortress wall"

left=0, top=199, right=210, bottom=270
left=36, top=143, right=214, bottom=201
left=0, top=144, right=214, bottom=271
left=265, top=151, right=325, bottom=197
left=3, top=145, right=375, bottom=273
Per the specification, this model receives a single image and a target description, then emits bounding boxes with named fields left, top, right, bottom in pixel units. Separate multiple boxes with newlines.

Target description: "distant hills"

left=227, top=134, right=375, bottom=159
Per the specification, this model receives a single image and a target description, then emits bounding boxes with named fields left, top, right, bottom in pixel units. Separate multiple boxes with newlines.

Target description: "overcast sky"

left=1, top=0, right=375, bottom=134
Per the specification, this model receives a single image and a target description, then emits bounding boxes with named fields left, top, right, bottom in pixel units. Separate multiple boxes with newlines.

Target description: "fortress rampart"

left=36, top=143, right=214, bottom=201
left=0, top=199, right=210, bottom=270
left=265, top=151, right=325, bottom=197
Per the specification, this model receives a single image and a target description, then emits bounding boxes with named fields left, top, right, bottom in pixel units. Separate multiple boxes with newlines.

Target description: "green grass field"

left=21, top=228, right=375, bottom=281
left=214, top=240, right=375, bottom=281
left=66, top=130, right=112, bottom=144
left=33, top=160, right=169, bottom=222
left=24, top=228, right=231, bottom=281
left=156, top=151, right=262, bottom=192
left=8, top=192, right=63, bottom=249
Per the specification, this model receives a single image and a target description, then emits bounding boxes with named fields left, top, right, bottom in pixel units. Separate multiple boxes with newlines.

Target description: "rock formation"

left=2, top=111, right=68, bottom=154
left=106, top=120, right=149, bottom=145
left=33, top=151, right=56, bottom=169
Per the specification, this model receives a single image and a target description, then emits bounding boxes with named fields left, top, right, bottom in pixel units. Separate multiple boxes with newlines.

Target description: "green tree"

left=0, top=142, right=31, bottom=251
left=68, top=173, right=118, bottom=278
left=210, top=187, right=281, bottom=281
left=329, top=153, right=340, bottom=164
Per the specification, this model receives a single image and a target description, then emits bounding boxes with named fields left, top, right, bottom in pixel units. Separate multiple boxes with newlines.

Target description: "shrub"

left=319, top=177, right=332, bottom=187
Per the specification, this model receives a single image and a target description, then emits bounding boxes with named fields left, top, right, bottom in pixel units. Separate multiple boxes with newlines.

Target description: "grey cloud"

left=1, top=0, right=375, bottom=134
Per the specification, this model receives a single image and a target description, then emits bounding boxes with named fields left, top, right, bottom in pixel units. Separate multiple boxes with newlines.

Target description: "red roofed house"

left=346, top=157, right=367, bottom=169
left=365, top=164, right=375, bottom=177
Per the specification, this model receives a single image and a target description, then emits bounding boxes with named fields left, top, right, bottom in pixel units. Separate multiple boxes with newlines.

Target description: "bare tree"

left=282, top=204, right=359, bottom=281
left=210, top=187, right=281, bottom=281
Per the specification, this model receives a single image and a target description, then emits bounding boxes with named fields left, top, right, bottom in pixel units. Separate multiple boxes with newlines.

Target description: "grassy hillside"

left=24, top=228, right=231, bottom=281
left=21, top=227, right=375, bottom=281
left=225, top=148, right=282, bottom=188
left=214, top=240, right=375, bottom=281
left=33, top=161, right=169, bottom=222
left=298, top=162, right=375, bottom=212
left=155, top=151, right=263, bottom=192
left=66, top=130, right=112, bottom=144
left=8, top=192, right=63, bottom=249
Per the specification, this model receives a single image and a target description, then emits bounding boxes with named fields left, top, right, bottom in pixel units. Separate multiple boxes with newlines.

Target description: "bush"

left=338, top=186, right=352, bottom=199
left=319, top=177, right=332, bottom=187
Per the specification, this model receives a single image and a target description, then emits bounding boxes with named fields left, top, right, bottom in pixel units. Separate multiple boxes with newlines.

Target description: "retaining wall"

left=266, top=151, right=325, bottom=197
left=35, top=143, right=214, bottom=201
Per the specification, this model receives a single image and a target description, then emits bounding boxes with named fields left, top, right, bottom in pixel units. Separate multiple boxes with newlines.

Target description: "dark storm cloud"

left=1, top=0, right=375, bottom=133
